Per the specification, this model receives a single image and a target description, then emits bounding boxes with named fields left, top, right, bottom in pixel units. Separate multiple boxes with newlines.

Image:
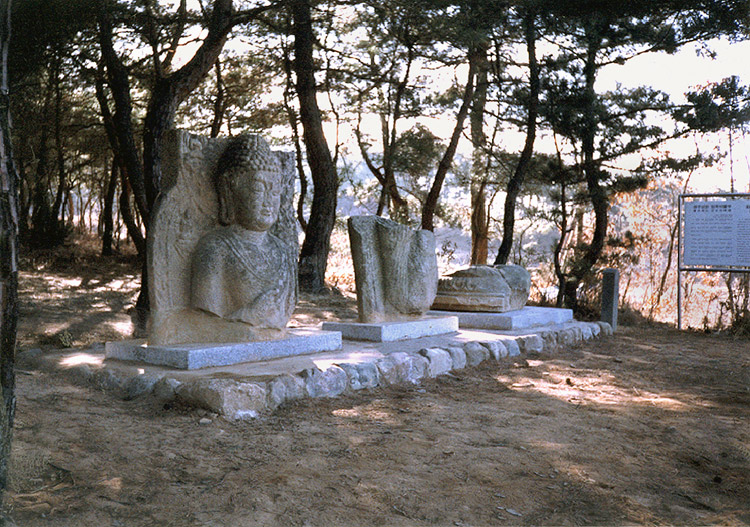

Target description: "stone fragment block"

left=517, top=334, right=544, bottom=353
left=433, top=265, right=530, bottom=312
left=376, top=352, right=428, bottom=385
left=463, top=342, right=490, bottom=366
left=589, top=322, right=601, bottom=338
left=447, top=347, right=466, bottom=369
left=152, top=377, right=182, bottom=403
left=302, top=366, right=348, bottom=398
left=497, top=338, right=520, bottom=357
left=177, top=379, right=268, bottom=419
left=481, top=341, right=508, bottom=360
left=123, top=374, right=162, bottom=400
left=596, top=321, right=613, bottom=336
left=418, top=348, right=453, bottom=377
left=267, top=374, right=307, bottom=409
left=337, top=362, right=380, bottom=391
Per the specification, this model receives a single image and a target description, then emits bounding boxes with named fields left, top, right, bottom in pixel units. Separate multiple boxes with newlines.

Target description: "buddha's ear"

left=216, top=180, right=233, bottom=225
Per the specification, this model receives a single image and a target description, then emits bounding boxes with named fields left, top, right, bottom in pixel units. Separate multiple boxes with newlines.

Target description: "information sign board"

left=683, top=199, right=750, bottom=267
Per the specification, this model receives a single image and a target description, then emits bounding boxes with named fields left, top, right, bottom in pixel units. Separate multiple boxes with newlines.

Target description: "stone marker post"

left=601, top=268, right=619, bottom=331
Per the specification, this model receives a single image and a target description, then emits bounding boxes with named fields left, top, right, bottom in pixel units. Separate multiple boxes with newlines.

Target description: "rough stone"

left=447, top=347, right=467, bottom=369
left=517, top=334, right=544, bottom=354
left=579, top=323, right=594, bottom=340
left=148, top=131, right=298, bottom=346
left=92, top=368, right=126, bottom=392
left=176, top=379, right=268, bottom=419
left=418, top=348, right=453, bottom=377
left=539, top=331, right=557, bottom=350
left=589, top=322, right=601, bottom=338
left=432, top=265, right=530, bottom=312
left=596, top=321, right=614, bottom=336
left=66, top=364, right=93, bottom=386
left=337, top=362, right=380, bottom=391
left=497, top=338, right=520, bottom=357
left=302, top=366, right=348, bottom=398
left=481, top=341, right=508, bottom=360
left=267, top=374, right=307, bottom=409
left=376, top=352, right=429, bottom=385
left=463, top=341, right=490, bottom=366
left=123, top=374, right=161, bottom=400
left=152, top=377, right=182, bottom=402
left=348, top=216, right=438, bottom=323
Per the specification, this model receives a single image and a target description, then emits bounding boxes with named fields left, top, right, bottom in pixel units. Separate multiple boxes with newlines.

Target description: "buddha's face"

left=230, top=168, right=282, bottom=232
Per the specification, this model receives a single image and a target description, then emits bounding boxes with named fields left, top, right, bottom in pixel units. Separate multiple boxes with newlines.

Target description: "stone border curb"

left=16, top=321, right=612, bottom=420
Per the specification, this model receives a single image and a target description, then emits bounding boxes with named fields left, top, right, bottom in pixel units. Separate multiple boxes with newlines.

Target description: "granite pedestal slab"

left=105, top=329, right=342, bottom=370
left=428, top=306, right=572, bottom=331
left=322, top=316, right=458, bottom=342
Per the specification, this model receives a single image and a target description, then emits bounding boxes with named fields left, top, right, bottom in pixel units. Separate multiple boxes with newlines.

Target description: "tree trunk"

left=0, top=0, right=18, bottom=510
left=469, top=42, right=489, bottom=265
left=101, top=157, right=118, bottom=256
left=421, top=44, right=479, bottom=231
left=292, top=0, right=338, bottom=293
left=494, top=10, right=539, bottom=264
left=562, top=20, right=608, bottom=310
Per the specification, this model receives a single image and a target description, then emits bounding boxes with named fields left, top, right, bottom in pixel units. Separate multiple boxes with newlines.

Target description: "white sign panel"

left=684, top=199, right=750, bottom=267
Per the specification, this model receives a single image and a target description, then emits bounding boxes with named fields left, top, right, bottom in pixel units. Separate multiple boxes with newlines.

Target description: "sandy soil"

left=5, top=249, right=750, bottom=526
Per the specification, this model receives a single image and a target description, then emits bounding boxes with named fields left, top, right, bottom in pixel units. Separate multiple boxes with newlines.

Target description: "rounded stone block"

left=463, top=342, right=490, bottom=366
left=432, top=265, right=530, bottom=312
left=302, top=366, right=348, bottom=398
left=267, top=374, right=307, bottom=409
left=517, top=335, right=544, bottom=354
left=418, top=348, right=453, bottom=377
left=177, top=379, right=268, bottom=420
left=338, top=362, right=381, bottom=391
left=447, top=346, right=467, bottom=370
left=376, top=352, right=428, bottom=385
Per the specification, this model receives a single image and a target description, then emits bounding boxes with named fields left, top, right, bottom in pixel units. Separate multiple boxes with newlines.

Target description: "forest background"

left=9, top=0, right=750, bottom=333
left=0, top=0, right=750, bottom=515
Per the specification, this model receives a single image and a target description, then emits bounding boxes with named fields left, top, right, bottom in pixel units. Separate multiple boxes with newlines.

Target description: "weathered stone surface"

left=579, top=323, right=594, bottom=340
left=92, top=368, right=125, bottom=392
left=447, top=347, right=467, bottom=369
left=267, top=374, right=307, bottom=409
left=66, top=364, right=93, bottom=386
left=418, top=348, right=453, bottom=377
left=148, top=131, right=298, bottom=346
left=517, top=335, right=544, bottom=354
left=589, top=322, right=601, bottom=338
left=123, top=374, right=161, bottom=400
left=302, top=366, right=348, bottom=398
left=348, top=216, right=438, bottom=323
left=337, top=362, right=380, bottom=391
left=152, top=377, right=182, bottom=402
left=497, top=338, right=521, bottom=357
left=481, top=341, right=508, bottom=360
left=463, top=341, right=490, bottom=366
left=176, top=379, right=268, bottom=419
left=432, top=265, right=530, bottom=313
left=538, top=331, right=557, bottom=350
left=376, top=352, right=429, bottom=385
left=596, top=321, right=614, bottom=336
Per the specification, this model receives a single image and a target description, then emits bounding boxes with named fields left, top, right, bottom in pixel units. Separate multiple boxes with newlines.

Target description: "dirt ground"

left=4, top=247, right=750, bottom=526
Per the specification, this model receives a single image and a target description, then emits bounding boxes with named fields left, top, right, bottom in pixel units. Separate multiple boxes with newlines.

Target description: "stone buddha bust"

left=146, top=132, right=297, bottom=346
left=190, top=135, right=295, bottom=329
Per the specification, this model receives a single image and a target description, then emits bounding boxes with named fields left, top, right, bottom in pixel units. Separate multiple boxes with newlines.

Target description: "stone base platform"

left=428, top=306, right=573, bottom=330
left=104, top=329, right=342, bottom=370
left=322, top=316, right=458, bottom=342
